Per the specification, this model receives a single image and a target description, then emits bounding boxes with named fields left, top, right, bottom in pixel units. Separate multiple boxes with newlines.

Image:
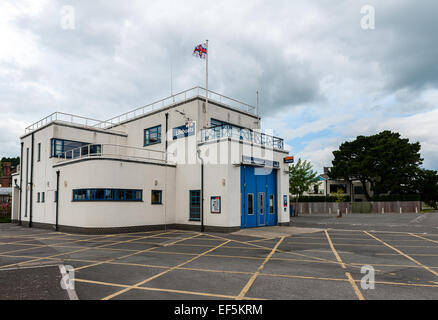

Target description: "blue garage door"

left=241, top=165, right=277, bottom=228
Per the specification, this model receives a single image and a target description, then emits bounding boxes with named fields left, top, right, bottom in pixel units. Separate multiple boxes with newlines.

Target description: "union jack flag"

left=193, top=44, right=207, bottom=59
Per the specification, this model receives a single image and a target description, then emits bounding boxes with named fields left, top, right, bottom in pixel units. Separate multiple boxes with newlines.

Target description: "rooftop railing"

left=56, top=143, right=169, bottom=164
left=24, top=87, right=257, bottom=134
left=24, top=112, right=124, bottom=135
left=201, top=124, right=284, bottom=150
left=97, top=87, right=257, bottom=129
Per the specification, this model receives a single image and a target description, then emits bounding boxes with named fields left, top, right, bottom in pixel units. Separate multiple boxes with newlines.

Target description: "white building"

left=11, top=87, right=291, bottom=233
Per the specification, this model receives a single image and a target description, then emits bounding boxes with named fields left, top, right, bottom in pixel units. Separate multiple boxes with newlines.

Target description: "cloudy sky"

left=1, top=0, right=437, bottom=172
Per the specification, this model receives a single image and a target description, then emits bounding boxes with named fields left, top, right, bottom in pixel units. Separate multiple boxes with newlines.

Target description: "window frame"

left=144, top=125, right=162, bottom=146
left=72, top=188, right=143, bottom=202
left=50, top=138, right=90, bottom=158
left=151, top=190, right=163, bottom=205
left=189, top=190, right=201, bottom=221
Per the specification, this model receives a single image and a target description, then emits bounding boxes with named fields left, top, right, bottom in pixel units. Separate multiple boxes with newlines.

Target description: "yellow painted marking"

left=73, top=230, right=187, bottom=271
left=236, top=236, right=285, bottom=300
left=408, top=233, right=438, bottom=245
left=102, top=239, right=232, bottom=300
left=74, top=278, right=251, bottom=300
left=364, top=231, right=438, bottom=278
left=325, top=230, right=365, bottom=300
left=0, top=230, right=178, bottom=270
left=203, top=232, right=339, bottom=265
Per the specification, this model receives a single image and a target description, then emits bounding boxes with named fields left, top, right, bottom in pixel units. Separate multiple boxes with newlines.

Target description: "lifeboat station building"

left=11, top=87, right=291, bottom=233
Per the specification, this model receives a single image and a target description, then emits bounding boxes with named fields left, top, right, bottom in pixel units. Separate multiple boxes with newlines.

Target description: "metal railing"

left=201, top=124, right=284, bottom=150
left=24, top=112, right=124, bottom=135
left=56, top=143, right=169, bottom=164
left=97, top=87, right=257, bottom=129
left=25, top=87, right=257, bottom=134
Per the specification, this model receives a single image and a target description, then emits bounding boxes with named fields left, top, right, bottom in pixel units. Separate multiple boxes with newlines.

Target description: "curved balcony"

left=55, top=143, right=170, bottom=165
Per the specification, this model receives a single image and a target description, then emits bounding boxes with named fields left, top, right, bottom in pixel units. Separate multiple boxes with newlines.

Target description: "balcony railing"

left=56, top=143, right=169, bottom=164
left=201, top=124, right=284, bottom=150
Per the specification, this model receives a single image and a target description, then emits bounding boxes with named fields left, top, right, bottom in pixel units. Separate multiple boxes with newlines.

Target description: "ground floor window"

left=189, top=190, right=201, bottom=221
left=72, top=188, right=142, bottom=201
left=151, top=190, right=162, bottom=204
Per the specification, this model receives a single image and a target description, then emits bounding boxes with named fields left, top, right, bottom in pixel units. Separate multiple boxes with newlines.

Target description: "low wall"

left=293, top=201, right=422, bottom=215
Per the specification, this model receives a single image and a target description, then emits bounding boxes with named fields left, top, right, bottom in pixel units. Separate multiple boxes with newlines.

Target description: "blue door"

left=241, top=166, right=277, bottom=228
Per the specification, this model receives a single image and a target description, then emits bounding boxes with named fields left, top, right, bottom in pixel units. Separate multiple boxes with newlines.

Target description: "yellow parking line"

left=74, top=278, right=251, bottom=300
left=102, top=239, right=232, bottom=300
left=203, top=232, right=339, bottom=265
left=0, top=230, right=178, bottom=270
left=325, top=230, right=365, bottom=300
left=364, top=231, right=438, bottom=278
left=73, top=230, right=187, bottom=271
left=408, top=233, right=438, bottom=245
left=236, top=236, right=285, bottom=300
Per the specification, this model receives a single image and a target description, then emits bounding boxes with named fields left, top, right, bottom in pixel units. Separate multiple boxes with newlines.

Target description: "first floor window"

left=37, top=192, right=40, bottom=203
left=144, top=125, right=161, bottom=146
left=189, top=190, right=201, bottom=221
left=42, top=192, right=45, bottom=203
left=151, top=190, right=162, bottom=204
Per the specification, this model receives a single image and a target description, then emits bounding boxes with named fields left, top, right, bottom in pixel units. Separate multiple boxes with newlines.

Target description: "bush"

left=370, top=194, right=421, bottom=202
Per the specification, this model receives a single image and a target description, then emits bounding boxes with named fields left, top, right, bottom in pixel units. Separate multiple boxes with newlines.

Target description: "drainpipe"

left=196, top=149, right=205, bottom=232
left=164, top=113, right=169, bottom=231
left=55, top=170, right=60, bottom=231
left=19, top=142, right=23, bottom=225
left=29, top=133, right=34, bottom=228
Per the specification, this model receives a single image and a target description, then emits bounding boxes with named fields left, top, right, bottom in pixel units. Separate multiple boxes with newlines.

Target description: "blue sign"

left=173, top=122, right=195, bottom=140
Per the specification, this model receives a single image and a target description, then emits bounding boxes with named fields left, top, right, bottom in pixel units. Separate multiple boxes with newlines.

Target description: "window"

left=247, top=194, right=254, bottom=215
left=329, top=184, right=347, bottom=194
left=354, top=186, right=364, bottom=195
left=259, top=193, right=264, bottom=214
left=189, top=190, right=201, bottom=221
left=313, top=185, right=319, bottom=194
left=151, top=190, right=162, bottom=204
left=211, top=118, right=230, bottom=127
left=37, top=192, right=40, bottom=203
left=144, top=125, right=161, bottom=146
left=72, top=189, right=143, bottom=201
left=42, top=192, right=45, bottom=203
left=51, top=138, right=90, bottom=158
left=269, top=194, right=274, bottom=214
left=37, top=143, right=41, bottom=161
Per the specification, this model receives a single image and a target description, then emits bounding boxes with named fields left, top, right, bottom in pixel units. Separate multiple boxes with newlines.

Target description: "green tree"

left=289, top=158, right=319, bottom=199
left=414, top=169, right=438, bottom=209
left=329, top=131, right=422, bottom=200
